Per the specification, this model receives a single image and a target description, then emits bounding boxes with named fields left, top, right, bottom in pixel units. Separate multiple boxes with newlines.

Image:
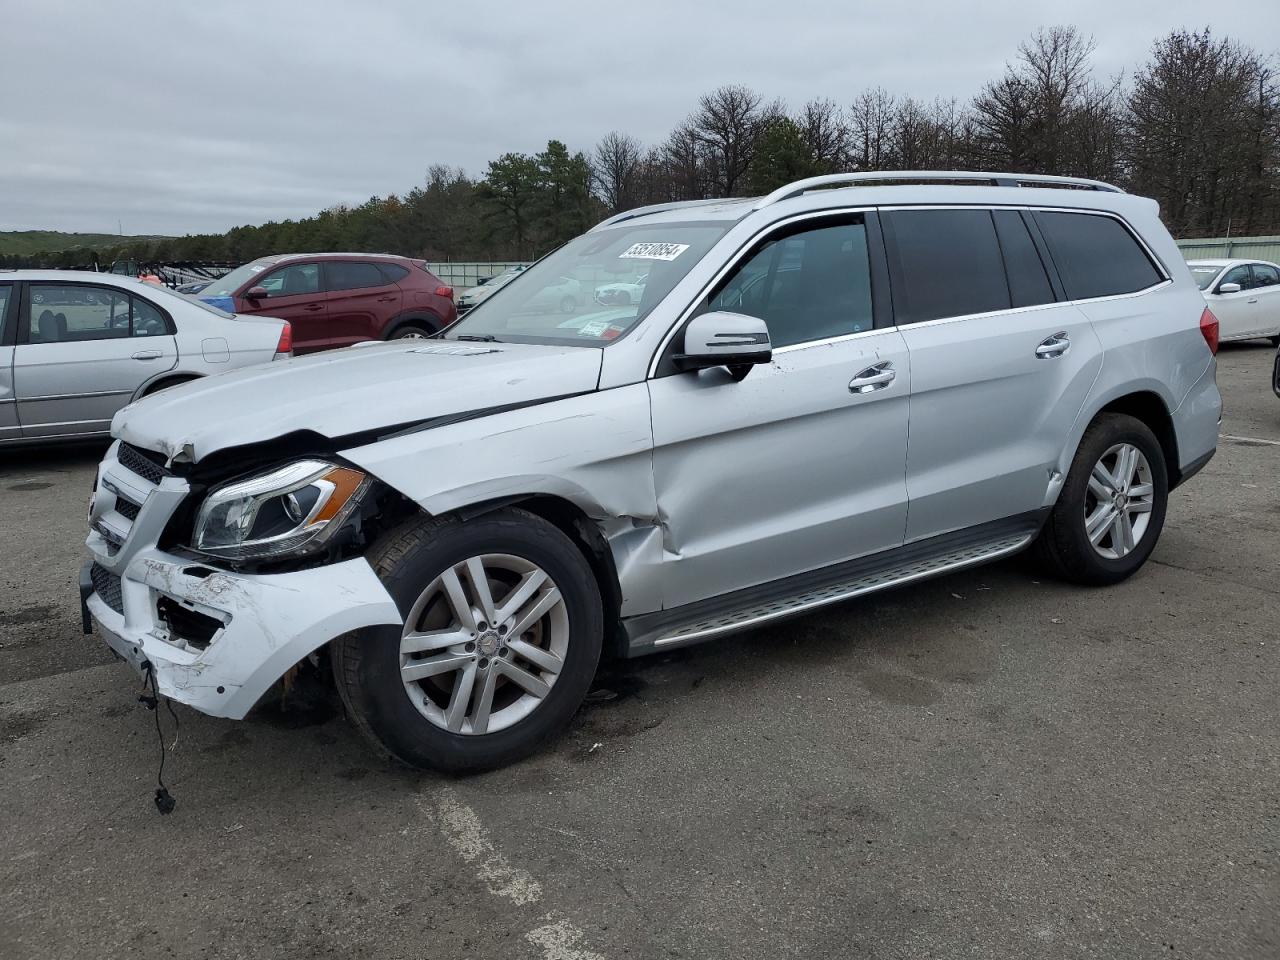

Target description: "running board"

left=621, top=517, right=1041, bottom=656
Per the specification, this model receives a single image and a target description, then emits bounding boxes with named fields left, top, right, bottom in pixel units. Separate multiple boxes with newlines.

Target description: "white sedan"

left=1, top=271, right=290, bottom=445
left=1188, top=259, right=1280, bottom=345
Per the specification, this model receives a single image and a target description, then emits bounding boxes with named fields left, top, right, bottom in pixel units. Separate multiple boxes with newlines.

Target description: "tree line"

left=6, top=25, right=1278, bottom=272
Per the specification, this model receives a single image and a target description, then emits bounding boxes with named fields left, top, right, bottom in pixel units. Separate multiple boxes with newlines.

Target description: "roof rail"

left=593, top=197, right=750, bottom=230
left=752, top=171, right=1124, bottom=209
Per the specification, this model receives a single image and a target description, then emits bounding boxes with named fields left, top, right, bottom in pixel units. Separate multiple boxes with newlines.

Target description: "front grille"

left=157, top=596, right=222, bottom=649
left=114, top=496, right=140, bottom=521
left=118, top=443, right=171, bottom=484
left=90, top=563, right=123, bottom=614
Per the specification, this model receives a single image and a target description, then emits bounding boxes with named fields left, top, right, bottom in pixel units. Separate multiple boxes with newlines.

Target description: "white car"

left=456, top=267, right=525, bottom=314
left=1187, top=259, right=1280, bottom=345
left=594, top=273, right=647, bottom=305
left=1, top=271, right=290, bottom=445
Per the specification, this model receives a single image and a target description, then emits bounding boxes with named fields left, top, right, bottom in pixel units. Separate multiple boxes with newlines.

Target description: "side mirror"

left=246, top=286, right=269, bottom=300
left=674, top=311, right=772, bottom=378
left=1217, top=282, right=1242, bottom=294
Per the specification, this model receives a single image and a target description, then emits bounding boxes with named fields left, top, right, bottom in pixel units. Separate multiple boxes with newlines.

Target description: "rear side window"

left=327, top=261, right=387, bottom=291
left=1035, top=212, right=1163, bottom=300
left=992, top=211, right=1055, bottom=308
left=1252, top=263, right=1280, bottom=287
left=883, top=209, right=1010, bottom=324
left=379, top=263, right=410, bottom=283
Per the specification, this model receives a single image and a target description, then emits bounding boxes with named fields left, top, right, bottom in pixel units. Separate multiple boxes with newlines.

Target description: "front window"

left=445, top=222, right=731, bottom=346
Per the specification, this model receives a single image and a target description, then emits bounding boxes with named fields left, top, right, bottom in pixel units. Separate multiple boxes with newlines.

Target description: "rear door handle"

left=377, top=296, right=396, bottom=302
left=303, top=304, right=324, bottom=312
left=1247, top=298, right=1259, bottom=304
left=1035, top=332, right=1070, bottom=359
left=849, top=361, right=895, bottom=393
left=131, top=350, right=162, bottom=360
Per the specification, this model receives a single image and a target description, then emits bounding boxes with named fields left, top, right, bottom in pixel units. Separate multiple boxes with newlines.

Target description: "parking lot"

left=0, top=344, right=1276, bottom=960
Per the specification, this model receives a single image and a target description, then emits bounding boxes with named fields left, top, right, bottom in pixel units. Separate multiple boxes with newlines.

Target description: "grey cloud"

left=2, top=0, right=1276, bottom=235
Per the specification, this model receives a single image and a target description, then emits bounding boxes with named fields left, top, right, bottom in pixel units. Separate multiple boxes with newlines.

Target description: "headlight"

left=192, top=460, right=370, bottom=560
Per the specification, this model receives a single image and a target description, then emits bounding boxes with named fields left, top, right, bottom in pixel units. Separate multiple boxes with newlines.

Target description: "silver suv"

left=82, top=172, right=1222, bottom=771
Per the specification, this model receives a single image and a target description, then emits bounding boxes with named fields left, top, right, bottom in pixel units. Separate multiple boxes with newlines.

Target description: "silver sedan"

left=0, top=271, right=290, bottom=445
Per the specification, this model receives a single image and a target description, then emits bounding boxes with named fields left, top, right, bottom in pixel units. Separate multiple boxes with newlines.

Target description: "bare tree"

left=849, top=88, right=898, bottom=170
left=591, top=131, right=643, bottom=213
left=1127, top=29, right=1280, bottom=236
left=797, top=98, right=849, bottom=171
left=688, top=85, right=765, bottom=196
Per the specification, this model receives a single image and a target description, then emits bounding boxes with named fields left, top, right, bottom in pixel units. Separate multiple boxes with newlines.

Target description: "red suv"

left=199, top=254, right=456, bottom=354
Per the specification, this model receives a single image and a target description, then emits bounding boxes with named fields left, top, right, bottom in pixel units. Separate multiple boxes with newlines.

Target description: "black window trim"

left=15, top=280, right=176, bottom=345
left=0, top=280, right=17, bottom=347
left=649, top=207, right=892, bottom=379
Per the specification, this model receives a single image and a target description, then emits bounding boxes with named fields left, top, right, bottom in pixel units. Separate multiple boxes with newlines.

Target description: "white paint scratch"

left=428, top=788, right=542, bottom=905
left=526, top=916, right=608, bottom=960
left=1222, top=434, right=1280, bottom=447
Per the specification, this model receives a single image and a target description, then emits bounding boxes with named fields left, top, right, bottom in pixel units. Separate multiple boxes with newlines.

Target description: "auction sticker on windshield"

left=619, top=242, right=689, bottom=261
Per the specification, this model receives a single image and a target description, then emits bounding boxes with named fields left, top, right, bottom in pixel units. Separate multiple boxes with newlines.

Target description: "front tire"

left=332, top=509, right=603, bottom=772
left=1035, top=413, right=1168, bottom=586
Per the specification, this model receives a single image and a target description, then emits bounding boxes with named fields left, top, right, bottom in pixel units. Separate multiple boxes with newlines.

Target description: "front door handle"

left=1035, top=332, right=1070, bottom=359
left=303, top=304, right=324, bottom=312
left=131, top=350, right=162, bottom=360
left=849, top=361, right=895, bottom=393
left=1247, top=298, right=1259, bottom=304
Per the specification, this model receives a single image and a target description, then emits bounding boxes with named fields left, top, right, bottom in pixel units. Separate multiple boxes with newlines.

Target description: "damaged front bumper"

left=82, top=441, right=402, bottom=719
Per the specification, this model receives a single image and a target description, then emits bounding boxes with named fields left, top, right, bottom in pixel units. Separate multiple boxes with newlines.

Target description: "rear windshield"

left=445, top=222, right=731, bottom=346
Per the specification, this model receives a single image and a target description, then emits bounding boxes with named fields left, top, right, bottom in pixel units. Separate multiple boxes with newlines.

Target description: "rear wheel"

left=389, top=322, right=432, bottom=340
left=332, top=509, right=603, bottom=772
left=1035, top=413, right=1168, bottom=585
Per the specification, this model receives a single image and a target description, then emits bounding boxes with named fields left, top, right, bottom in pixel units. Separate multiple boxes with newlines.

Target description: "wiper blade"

left=454, top=334, right=501, bottom=342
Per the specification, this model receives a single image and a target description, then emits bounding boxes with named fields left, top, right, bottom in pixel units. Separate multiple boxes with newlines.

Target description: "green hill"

left=0, top=230, right=171, bottom=256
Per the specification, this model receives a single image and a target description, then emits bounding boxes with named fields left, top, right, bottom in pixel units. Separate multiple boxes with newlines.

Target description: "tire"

left=388, top=322, right=432, bottom=340
left=1035, top=413, right=1168, bottom=586
left=332, top=508, right=604, bottom=772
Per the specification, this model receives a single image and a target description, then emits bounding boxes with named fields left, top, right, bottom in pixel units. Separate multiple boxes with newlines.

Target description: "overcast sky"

left=2, top=0, right=1277, bottom=236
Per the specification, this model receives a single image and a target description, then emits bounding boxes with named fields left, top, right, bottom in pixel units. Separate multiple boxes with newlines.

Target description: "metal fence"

left=1175, top=236, right=1280, bottom=263
left=425, top=261, right=529, bottom=290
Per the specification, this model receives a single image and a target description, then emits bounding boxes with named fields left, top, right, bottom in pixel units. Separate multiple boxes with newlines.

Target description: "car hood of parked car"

left=112, top=340, right=604, bottom=464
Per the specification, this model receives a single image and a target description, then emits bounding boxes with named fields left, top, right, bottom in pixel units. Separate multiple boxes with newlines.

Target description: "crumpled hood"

left=113, top=340, right=603, bottom=463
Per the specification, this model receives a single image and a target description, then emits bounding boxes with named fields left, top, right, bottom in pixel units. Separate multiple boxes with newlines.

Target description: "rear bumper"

left=82, top=544, right=401, bottom=719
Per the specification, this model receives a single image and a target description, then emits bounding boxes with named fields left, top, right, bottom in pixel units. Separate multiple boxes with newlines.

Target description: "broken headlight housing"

left=191, top=460, right=370, bottom=560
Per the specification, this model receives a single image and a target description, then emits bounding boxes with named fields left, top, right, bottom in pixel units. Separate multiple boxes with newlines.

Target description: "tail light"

left=435, top=285, right=454, bottom=300
left=275, top=321, right=293, bottom=357
left=1199, top=307, right=1219, bottom=355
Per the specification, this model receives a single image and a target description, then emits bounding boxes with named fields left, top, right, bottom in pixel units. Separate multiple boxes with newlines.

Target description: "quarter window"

left=259, top=263, right=321, bottom=297
left=1035, top=211, right=1163, bottom=300
left=379, top=263, right=410, bottom=283
left=884, top=209, right=1010, bottom=323
left=327, top=261, right=387, bottom=291
left=26, top=285, right=168, bottom=343
left=703, top=218, right=874, bottom=348
left=0, top=284, right=11, bottom=340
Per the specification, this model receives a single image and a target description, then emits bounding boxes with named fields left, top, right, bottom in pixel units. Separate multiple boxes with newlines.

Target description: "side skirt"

left=621, top=512, right=1046, bottom=656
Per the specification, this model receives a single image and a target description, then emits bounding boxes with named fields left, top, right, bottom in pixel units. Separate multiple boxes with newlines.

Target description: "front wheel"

left=332, top=509, right=603, bottom=772
left=1035, top=413, right=1168, bottom=586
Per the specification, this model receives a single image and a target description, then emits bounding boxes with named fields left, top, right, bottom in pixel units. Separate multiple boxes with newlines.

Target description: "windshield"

left=200, top=260, right=274, bottom=298
left=446, top=222, right=731, bottom=346
left=1189, top=265, right=1223, bottom=291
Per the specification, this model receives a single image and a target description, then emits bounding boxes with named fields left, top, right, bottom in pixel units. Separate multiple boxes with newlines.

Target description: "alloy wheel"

left=1084, top=442, right=1155, bottom=560
left=399, top=554, right=568, bottom=735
